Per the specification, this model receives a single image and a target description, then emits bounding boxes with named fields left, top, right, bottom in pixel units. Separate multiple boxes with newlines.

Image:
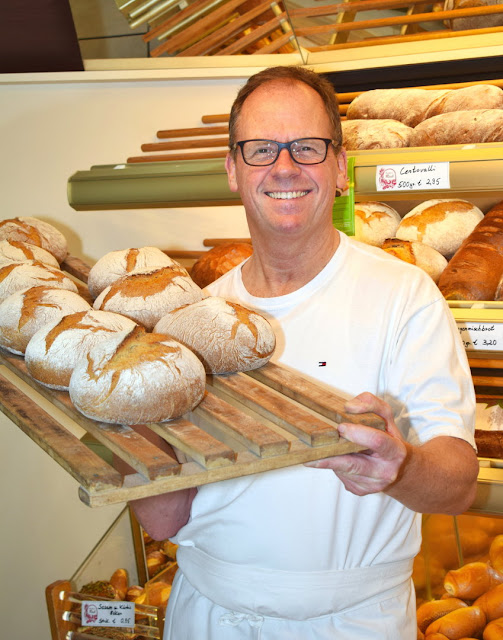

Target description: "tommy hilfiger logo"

left=318, top=362, right=327, bottom=367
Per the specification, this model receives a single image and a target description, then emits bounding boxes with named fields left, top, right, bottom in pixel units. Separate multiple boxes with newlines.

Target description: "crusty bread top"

left=353, top=202, right=401, bottom=246
left=0, top=239, right=59, bottom=269
left=381, top=238, right=448, bottom=282
left=87, top=246, right=180, bottom=298
left=0, top=261, right=78, bottom=302
left=0, top=217, right=68, bottom=263
left=190, top=243, right=253, bottom=288
left=341, top=119, right=413, bottom=150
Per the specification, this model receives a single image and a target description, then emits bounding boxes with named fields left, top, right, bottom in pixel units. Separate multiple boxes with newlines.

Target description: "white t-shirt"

left=174, top=231, right=475, bottom=575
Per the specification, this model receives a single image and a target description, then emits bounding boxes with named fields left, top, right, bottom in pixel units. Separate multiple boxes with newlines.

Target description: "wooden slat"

left=193, top=390, right=291, bottom=457
left=216, top=14, right=284, bottom=55
left=148, top=417, right=237, bottom=468
left=127, top=149, right=228, bottom=163
left=254, top=31, right=295, bottom=55
left=469, top=357, right=503, bottom=369
left=157, top=124, right=228, bottom=138
left=202, top=114, right=230, bottom=123
left=0, top=372, right=122, bottom=491
left=46, top=580, right=73, bottom=640
left=61, top=255, right=90, bottom=283
left=207, top=372, right=340, bottom=446
left=141, top=136, right=229, bottom=152
left=289, top=0, right=440, bottom=20
left=246, top=361, right=386, bottom=430
left=143, top=0, right=216, bottom=42
left=203, top=237, right=252, bottom=246
left=473, top=375, right=503, bottom=387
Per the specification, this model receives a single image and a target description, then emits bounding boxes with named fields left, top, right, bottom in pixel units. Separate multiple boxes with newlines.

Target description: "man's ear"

left=335, top=148, right=348, bottom=192
left=225, top=152, right=239, bottom=193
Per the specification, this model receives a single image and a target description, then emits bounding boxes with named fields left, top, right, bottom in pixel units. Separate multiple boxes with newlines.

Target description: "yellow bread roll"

left=425, top=605, right=486, bottom=639
left=444, top=562, right=503, bottom=600
left=490, top=536, right=503, bottom=574
left=484, top=618, right=503, bottom=640
left=475, top=584, right=503, bottom=621
left=417, top=598, right=468, bottom=633
left=109, top=568, right=128, bottom=601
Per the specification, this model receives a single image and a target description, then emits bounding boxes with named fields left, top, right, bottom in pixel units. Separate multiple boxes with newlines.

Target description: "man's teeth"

left=267, top=190, right=309, bottom=199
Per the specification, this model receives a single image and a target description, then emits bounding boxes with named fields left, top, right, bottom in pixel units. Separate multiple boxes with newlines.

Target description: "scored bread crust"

left=190, top=243, right=253, bottom=289
left=87, top=246, right=180, bottom=299
left=154, top=296, right=276, bottom=374
left=341, top=120, right=413, bottom=150
left=25, top=309, right=138, bottom=390
left=69, top=327, right=206, bottom=424
left=396, top=199, right=484, bottom=257
left=353, top=202, right=401, bottom=246
left=0, top=286, right=91, bottom=355
left=410, top=109, right=503, bottom=147
left=0, top=217, right=68, bottom=263
left=93, top=266, right=204, bottom=331
left=0, top=261, right=79, bottom=303
left=381, top=238, right=448, bottom=283
left=0, top=239, right=60, bottom=269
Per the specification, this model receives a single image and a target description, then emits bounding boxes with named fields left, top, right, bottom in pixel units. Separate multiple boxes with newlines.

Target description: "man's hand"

left=305, top=392, right=408, bottom=495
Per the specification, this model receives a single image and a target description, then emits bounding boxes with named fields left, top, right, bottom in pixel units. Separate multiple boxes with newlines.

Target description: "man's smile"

left=265, top=190, right=310, bottom=200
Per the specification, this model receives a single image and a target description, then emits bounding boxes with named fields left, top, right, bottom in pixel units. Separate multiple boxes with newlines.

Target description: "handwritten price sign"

left=457, top=323, right=503, bottom=352
left=376, top=162, right=450, bottom=191
left=81, top=601, right=135, bottom=627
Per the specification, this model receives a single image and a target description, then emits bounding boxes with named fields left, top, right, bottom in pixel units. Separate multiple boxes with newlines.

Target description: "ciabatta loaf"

left=190, top=243, right=253, bottom=288
left=0, top=240, right=59, bottom=269
left=25, top=309, right=137, bottom=390
left=87, top=247, right=179, bottom=299
left=0, top=261, right=78, bottom=303
left=93, top=265, right=204, bottom=331
left=0, top=286, right=91, bottom=355
left=154, top=296, right=276, bottom=374
left=410, top=109, right=503, bottom=147
left=69, top=326, right=206, bottom=424
left=353, top=202, right=401, bottom=246
left=341, top=119, right=413, bottom=150
left=0, top=217, right=68, bottom=263
left=381, top=239, right=448, bottom=283
left=396, top=199, right=484, bottom=257
left=438, top=201, right=503, bottom=300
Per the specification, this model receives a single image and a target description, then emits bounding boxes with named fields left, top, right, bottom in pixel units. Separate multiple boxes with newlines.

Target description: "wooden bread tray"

left=0, top=255, right=385, bottom=508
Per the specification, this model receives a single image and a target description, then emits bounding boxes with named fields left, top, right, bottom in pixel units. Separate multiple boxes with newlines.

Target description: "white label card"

left=376, top=162, right=450, bottom=191
left=81, top=601, right=135, bottom=627
left=456, top=322, right=503, bottom=351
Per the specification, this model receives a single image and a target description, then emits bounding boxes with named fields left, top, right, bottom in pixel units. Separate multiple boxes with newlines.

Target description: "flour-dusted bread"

left=69, top=326, right=206, bottom=424
left=410, top=109, right=503, bottom=147
left=381, top=238, right=448, bottom=283
left=0, top=261, right=79, bottom=303
left=93, top=265, right=204, bottom=331
left=25, top=309, right=138, bottom=390
left=0, top=240, right=60, bottom=269
left=353, top=202, right=402, bottom=246
left=0, top=286, right=91, bottom=355
left=190, top=243, right=253, bottom=289
left=0, top=217, right=68, bottom=263
left=87, top=247, right=180, bottom=299
left=341, top=119, right=413, bottom=150
left=445, top=0, right=503, bottom=30
left=396, top=199, right=484, bottom=257
left=154, top=296, right=276, bottom=374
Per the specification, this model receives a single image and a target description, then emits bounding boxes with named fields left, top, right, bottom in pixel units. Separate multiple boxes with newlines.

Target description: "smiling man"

left=129, top=66, right=478, bottom=639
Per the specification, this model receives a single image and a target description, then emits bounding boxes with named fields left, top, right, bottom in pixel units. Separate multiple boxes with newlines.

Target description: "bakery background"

left=2, top=2, right=503, bottom=639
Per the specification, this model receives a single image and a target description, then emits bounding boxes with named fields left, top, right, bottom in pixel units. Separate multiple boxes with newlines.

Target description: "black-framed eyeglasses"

left=233, top=138, right=337, bottom=166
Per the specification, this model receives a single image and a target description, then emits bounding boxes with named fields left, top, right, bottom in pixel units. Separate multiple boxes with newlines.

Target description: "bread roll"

left=410, top=110, right=503, bottom=147
left=153, top=296, right=276, bottom=374
left=0, top=286, right=91, bottom=355
left=80, top=580, right=118, bottom=599
left=445, top=0, right=503, bottom=31
left=93, top=265, right=204, bottom=331
left=0, top=261, right=79, bottom=303
left=25, top=309, right=137, bottom=390
left=126, top=585, right=145, bottom=603
left=69, top=327, right=206, bottom=424
left=484, top=618, right=503, bottom=640
left=109, top=569, right=128, bottom=600
left=444, top=562, right=503, bottom=600
left=190, top=242, right=253, bottom=289
left=0, top=239, right=59, bottom=269
left=475, top=429, right=503, bottom=459
left=425, top=605, right=486, bottom=638
left=438, top=201, right=503, bottom=300
left=145, top=580, right=172, bottom=607
left=396, top=199, right=484, bottom=258
left=381, top=238, right=448, bottom=282
left=417, top=598, right=468, bottom=633
left=87, top=246, right=179, bottom=299
left=490, top=536, right=503, bottom=573
left=475, top=584, right=503, bottom=621
left=0, top=217, right=68, bottom=263
left=353, top=202, right=401, bottom=246
left=341, top=119, right=413, bottom=150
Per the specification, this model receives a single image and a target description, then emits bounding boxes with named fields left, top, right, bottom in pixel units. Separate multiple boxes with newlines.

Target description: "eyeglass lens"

left=240, top=138, right=330, bottom=166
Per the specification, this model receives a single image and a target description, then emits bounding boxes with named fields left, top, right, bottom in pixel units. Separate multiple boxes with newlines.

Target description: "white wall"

left=0, top=69, right=253, bottom=640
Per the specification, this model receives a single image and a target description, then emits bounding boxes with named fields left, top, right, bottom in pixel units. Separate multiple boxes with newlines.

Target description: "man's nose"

left=271, top=147, right=301, bottom=174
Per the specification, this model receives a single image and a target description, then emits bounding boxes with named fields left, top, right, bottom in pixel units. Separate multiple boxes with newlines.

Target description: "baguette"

left=425, top=605, right=486, bottom=638
left=437, top=202, right=503, bottom=300
left=410, top=110, right=503, bottom=147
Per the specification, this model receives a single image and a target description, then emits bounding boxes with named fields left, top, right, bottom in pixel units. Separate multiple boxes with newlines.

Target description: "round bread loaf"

left=93, top=265, right=204, bottom=331
left=353, top=202, right=401, bottom=246
left=0, top=286, right=91, bottom=355
left=25, top=309, right=138, bottom=390
left=381, top=238, right=448, bottom=282
left=0, top=261, right=79, bottom=303
left=395, top=199, right=484, bottom=257
left=0, top=217, right=68, bottom=263
left=154, top=296, right=276, bottom=374
left=190, top=243, right=253, bottom=288
left=87, top=246, right=179, bottom=299
left=0, top=239, right=60, bottom=269
left=69, top=326, right=206, bottom=424
left=341, top=119, right=413, bottom=150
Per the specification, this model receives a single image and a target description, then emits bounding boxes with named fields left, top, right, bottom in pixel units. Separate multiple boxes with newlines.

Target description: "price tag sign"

left=81, top=601, right=135, bottom=627
left=456, top=322, right=503, bottom=351
left=376, top=162, right=450, bottom=191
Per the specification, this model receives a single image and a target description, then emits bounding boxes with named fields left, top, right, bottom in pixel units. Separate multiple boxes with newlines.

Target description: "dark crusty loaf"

left=410, top=109, right=503, bottom=147
left=190, top=243, right=253, bottom=288
left=437, top=201, right=503, bottom=300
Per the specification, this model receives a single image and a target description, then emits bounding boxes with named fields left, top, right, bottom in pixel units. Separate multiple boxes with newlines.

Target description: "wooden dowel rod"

left=290, top=0, right=436, bottom=19
left=203, top=238, right=252, bottom=246
left=202, top=114, right=230, bottom=124
left=127, top=150, right=228, bottom=163
left=157, top=125, right=228, bottom=138
left=141, top=137, right=229, bottom=152
left=162, top=249, right=206, bottom=258
left=216, top=14, right=283, bottom=55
